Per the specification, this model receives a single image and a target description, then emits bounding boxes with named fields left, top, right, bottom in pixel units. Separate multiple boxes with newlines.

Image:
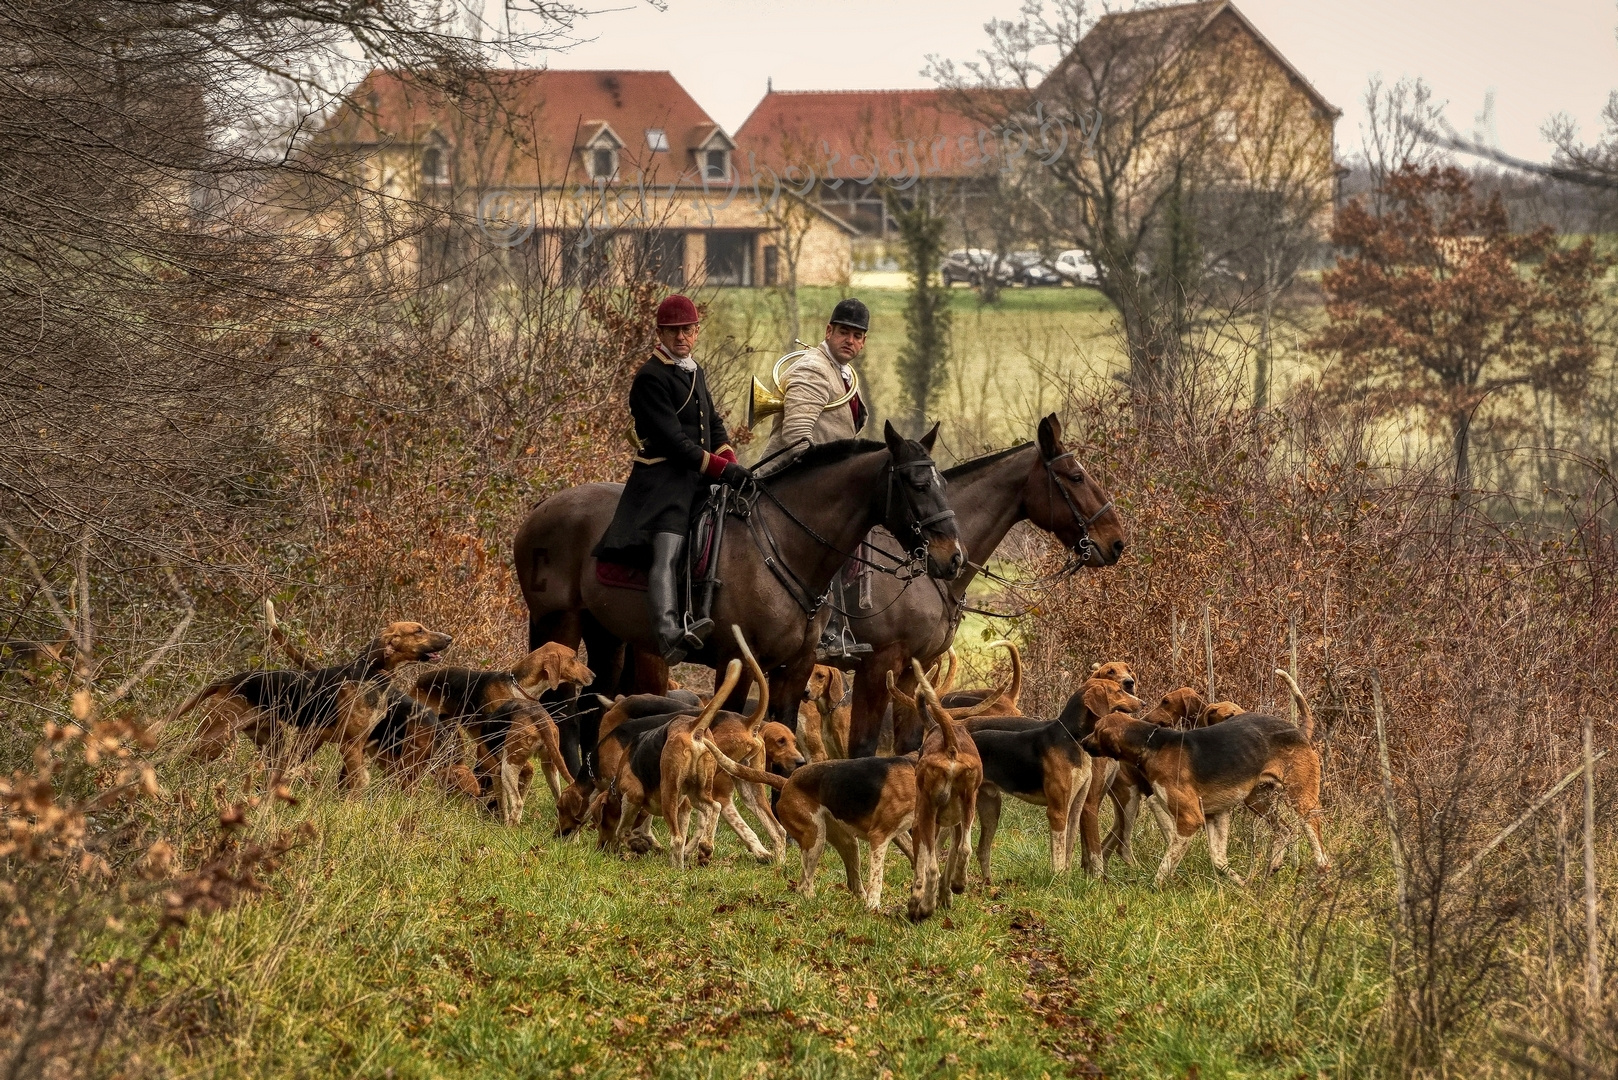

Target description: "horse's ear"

left=1037, top=414, right=1063, bottom=460
left=919, top=422, right=940, bottom=454
left=883, top=419, right=901, bottom=451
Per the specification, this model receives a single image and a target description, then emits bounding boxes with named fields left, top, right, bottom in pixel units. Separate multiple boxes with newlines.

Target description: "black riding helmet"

left=828, top=297, right=869, bottom=333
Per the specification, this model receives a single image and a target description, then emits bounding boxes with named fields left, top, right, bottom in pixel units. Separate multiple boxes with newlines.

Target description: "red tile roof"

left=326, top=68, right=728, bottom=186
left=733, top=88, right=1018, bottom=183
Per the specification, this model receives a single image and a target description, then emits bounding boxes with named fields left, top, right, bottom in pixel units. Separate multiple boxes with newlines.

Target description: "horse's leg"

left=767, top=648, right=818, bottom=729
left=624, top=645, right=668, bottom=696
left=848, top=643, right=904, bottom=758
left=559, top=614, right=621, bottom=781
left=889, top=660, right=927, bottom=756
left=529, top=609, right=579, bottom=654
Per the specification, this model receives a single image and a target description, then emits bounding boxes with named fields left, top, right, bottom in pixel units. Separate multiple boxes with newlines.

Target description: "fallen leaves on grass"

left=1001, top=911, right=1107, bottom=1078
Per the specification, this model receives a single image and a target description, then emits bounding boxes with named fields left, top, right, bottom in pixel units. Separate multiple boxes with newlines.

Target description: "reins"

left=736, top=454, right=954, bottom=617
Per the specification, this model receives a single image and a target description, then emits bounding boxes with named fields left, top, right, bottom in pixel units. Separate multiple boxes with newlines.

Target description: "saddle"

left=593, top=486, right=725, bottom=634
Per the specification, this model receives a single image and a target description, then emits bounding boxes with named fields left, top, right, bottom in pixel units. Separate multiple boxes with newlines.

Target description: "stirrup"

left=816, top=626, right=872, bottom=666
left=680, top=614, right=714, bottom=651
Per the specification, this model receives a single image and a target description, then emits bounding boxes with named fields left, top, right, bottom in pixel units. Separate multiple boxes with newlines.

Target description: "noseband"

left=1044, top=450, right=1113, bottom=567
left=886, top=458, right=956, bottom=547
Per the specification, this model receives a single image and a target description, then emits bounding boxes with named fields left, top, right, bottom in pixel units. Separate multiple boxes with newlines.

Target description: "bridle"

left=739, top=452, right=957, bottom=616
left=1042, top=450, right=1113, bottom=569
left=886, top=457, right=957, bottom=547
left=952, top=446, right=1115, bottom=621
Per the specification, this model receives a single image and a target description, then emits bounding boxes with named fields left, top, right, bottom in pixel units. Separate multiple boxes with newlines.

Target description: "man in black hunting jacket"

left=593, top=294, right=751, bottom=663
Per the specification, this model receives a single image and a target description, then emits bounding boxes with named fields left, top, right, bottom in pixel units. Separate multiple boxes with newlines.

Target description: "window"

left=704, top=148, right=729, bottom=181
left=645, top=128, right=668, bottom=153
left=421, top=147, right=448, bottom=185
left=763, top=245, right=780, bottom=286
left=640, top=230, right=685, bottom=286
left=591, top=147, right=616, bottom=180
left=705, top=231, right=754, bottom=287
left=563, top=230, right=614, bottom=286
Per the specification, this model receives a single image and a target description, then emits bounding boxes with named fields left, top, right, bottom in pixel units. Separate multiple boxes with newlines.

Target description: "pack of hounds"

left=159, top=605, right=1329, bottom=923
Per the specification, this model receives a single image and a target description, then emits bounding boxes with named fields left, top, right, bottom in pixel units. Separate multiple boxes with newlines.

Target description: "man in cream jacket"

left=755, top=298, right=873, bottom=662
left=756, top=297, right=870, bottom=476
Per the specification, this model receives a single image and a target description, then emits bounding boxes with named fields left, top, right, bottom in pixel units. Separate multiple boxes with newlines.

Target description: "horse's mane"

left=943, top=442, right=1035, bottom=480
left=767, top=437, right=887, bottom=476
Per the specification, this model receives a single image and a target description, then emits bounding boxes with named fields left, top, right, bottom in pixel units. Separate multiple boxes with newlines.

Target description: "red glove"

left=702, top=446, right=737, bottom=479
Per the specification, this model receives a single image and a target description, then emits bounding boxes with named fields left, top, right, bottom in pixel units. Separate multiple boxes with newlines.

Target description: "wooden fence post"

left=1203, top=604, right=1215, bottom=703
left=1586, top=718, right=1602, bottom=1006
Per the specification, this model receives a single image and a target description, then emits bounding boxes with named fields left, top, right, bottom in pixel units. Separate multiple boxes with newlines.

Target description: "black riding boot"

left=649, top=532, right=711, bottom=663
left=815, top=568, right=872, bottom=667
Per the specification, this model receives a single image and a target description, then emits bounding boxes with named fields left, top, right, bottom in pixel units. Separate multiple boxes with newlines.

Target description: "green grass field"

left=705, top=283, right=1326, bottom=457
left=144, top=749, right=1385, bottom=1079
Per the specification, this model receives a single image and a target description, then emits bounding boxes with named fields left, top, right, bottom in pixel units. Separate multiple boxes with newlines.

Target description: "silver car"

left=1054, top=249, right=1100, bottom=285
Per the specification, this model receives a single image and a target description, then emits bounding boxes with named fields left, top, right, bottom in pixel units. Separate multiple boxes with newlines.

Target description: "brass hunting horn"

left=748, top=340, right=861, bottom=427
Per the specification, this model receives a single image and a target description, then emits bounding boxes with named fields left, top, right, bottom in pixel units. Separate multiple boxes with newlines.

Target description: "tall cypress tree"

left=885, top=189, right=953, bottom=431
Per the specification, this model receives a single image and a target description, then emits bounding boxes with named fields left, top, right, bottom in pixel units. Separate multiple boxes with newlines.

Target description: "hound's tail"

left=150, top=677, right=242, bottom=735
left=732, top=625, right=768, bottom=733
left=692, top=659, right=743, bottom=740
left=987, top=638, right=1023, bottom=710
left=1274, top=669, right=1315, bottom=742
left=702, top=740, right=789, bottom=790
left=911, top=659, right=962, bottom=757
left=935, top=648, right=959, bottom=695
left=264, top=599, right=320, bottom=671
left=887, top=669, right=1008, bottom=721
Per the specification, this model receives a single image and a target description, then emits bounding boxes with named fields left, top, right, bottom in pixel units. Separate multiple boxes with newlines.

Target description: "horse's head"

left=1024, top=413, right=1125, bottom=567
left=882, top=421, right=964, bottom=580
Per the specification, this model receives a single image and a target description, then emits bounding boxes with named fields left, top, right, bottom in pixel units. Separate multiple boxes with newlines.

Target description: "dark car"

left=941, top=248, right=997, bottom=286
left=995, top=250, right=1063, bottom=287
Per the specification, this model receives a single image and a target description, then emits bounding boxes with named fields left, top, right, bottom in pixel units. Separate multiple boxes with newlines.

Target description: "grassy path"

left=150, top=773, right=1383, bottom=1079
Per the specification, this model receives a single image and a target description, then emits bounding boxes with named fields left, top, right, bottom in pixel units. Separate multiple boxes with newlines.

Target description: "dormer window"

left=692, top=127, right=735, bottom=182
left=421, top=146, right=448, bottom=185
left=580, top=124, right=624, bottom=181
left=646, top=128, right=668, bottom=153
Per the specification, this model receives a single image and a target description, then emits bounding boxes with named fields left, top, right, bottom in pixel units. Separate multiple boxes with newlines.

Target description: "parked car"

left=996, top=250, right=1064, bottom=288
left=941, top=248, right=997, bottom=286
left=1054, top=249, right=1100, bottom=285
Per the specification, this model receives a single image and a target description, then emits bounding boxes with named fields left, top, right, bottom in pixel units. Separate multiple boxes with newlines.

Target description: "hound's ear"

left=539, top=654, right=562, bottom=687
left=1082, top=681, right=1113, bottom=719
left=919, top=422, right=940, bottom=454
left=828, top=666, right=845, bottom=704
left=1038, top=414, right=1063, bottom=460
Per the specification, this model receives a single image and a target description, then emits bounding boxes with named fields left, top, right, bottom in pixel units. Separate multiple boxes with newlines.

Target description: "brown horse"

left=842, top=414, right=1125, bottom=756
left=514, top=422, right=964, bottom=770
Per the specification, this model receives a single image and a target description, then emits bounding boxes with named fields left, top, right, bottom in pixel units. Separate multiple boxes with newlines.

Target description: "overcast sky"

left=536, top=0, right=1618, bottom=162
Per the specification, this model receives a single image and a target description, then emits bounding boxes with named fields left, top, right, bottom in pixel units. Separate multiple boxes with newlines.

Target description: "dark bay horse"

left=844, top=414, right=1126, bottom=755
left=513, top=422, right=964, bottom=768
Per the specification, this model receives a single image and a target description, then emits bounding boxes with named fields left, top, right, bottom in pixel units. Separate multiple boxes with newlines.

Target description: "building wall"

left=795, top=217, right=854, bottom=287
